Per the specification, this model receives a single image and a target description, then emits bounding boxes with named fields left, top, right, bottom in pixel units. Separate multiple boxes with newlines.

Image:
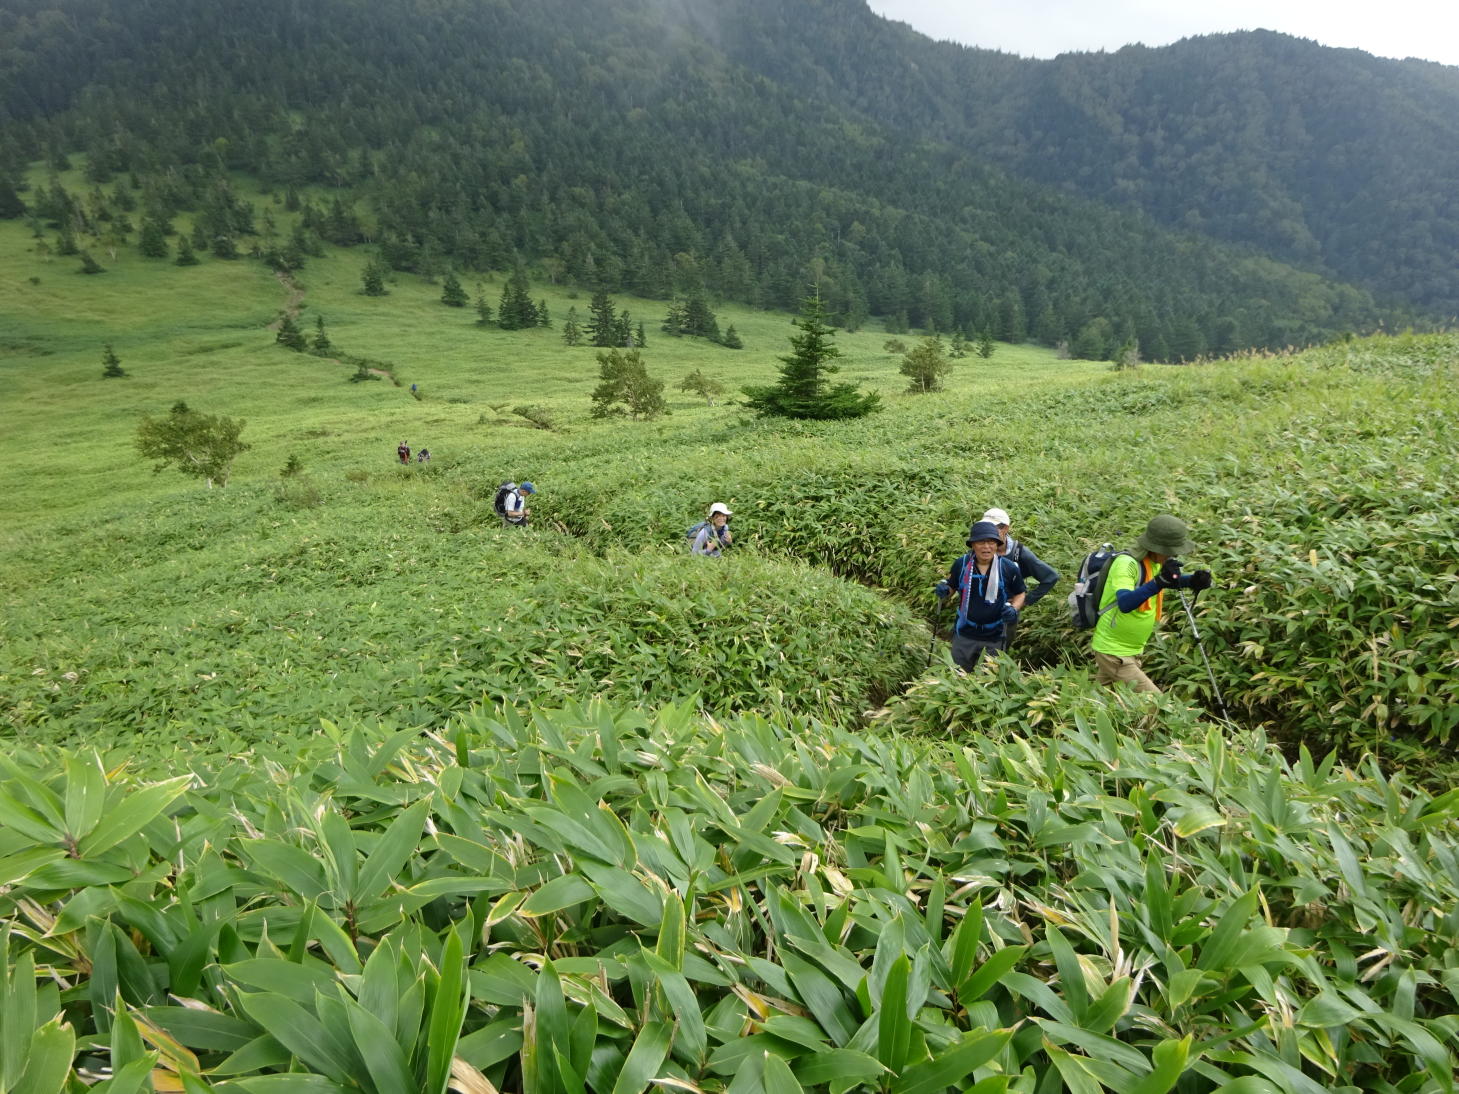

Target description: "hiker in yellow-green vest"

left=1092, top=514, right=1212, bottom=694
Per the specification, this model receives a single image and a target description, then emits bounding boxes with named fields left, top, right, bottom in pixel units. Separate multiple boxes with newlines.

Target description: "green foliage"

left=743, top=296, right=881, bottom=420
left=497, top=266, right=539, bottom=329
left=975, top=330, right=995, bottom=359
left=360, top=258, right=388, bottom=296
left=100, top=341, right=125, bottom=378
left=274, top=312, right=307, bottom=351
left=134, top=400, right=249, bottom=487
left=77, top=248, right=103, bottom=274
left=512, top=403, right=556, bottom=430
left=440, top=270, right=468, bottom=307
left=678, top=368, right=725, bottom=405
left=310, top=313, right=332, bottom=355
left=591, top=348, right=667, bottom=420
left=2, top=694, right=1458, bottom=1090
left=173, top=235, right=199, bottom=266
left=898, top=335, right=952, bottom=393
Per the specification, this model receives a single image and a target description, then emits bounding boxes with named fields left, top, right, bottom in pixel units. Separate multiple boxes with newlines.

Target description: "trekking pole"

left=927, top=595, right=947, bottom=667
left=1177, top=589, right=1233, bottom=722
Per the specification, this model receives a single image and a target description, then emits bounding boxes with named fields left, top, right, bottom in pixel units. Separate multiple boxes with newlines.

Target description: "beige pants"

left=1094, top=651, right=1160, bottom=694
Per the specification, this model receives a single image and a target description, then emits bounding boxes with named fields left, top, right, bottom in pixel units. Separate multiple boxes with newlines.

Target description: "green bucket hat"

left=1134, top=514, right=1194, bottom=556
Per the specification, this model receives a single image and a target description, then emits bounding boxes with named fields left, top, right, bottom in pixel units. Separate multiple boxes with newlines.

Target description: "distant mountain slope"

left=707, top=2, right=1459, bottom=310
left=0, top=0, right=1438, bottom=357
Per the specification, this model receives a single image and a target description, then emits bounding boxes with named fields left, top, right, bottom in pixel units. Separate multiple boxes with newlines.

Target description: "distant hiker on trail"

left=936, top=520, right=1026, bottom=670
left=397, top=441, right=410, bottom=464
left=982, top=506, right=1058, bottom=646
left=1091, top=514, right=1212, bottom=694
left=690, top=503, right=734, bottom=557
left=417, top=448, right=430, bottom=463
left=494, top=481, right=535, bottom=527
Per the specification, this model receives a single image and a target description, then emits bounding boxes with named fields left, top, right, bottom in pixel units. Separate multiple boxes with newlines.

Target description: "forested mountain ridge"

left=718, top=2, right=1459, bottom=310
left=0, top=0, right=1444, bottom=359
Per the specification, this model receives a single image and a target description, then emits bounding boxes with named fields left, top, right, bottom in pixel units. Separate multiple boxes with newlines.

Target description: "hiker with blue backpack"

left=936, top=520, right=1026, bottom=670
left=1079, top=513, right=1212, bottom=694
left=493, top=481, right=535, bottom=527
left=981, top=506, right=1058, bottom=647
left=689, top=502, right=734, bottom=557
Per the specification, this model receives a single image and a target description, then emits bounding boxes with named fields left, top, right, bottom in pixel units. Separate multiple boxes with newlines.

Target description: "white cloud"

left=865, top=0, right=1459, bottom=66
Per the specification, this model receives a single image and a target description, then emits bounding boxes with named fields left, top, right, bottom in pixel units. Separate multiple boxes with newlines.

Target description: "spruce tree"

left=101, top=342, right=126, bottom=378
left=311, top=315, right=332, bottom=355
left=138, top=216, right=169, bottom=258
left=361, top=259, right=388, bottom=296
left=636, top=320, right=647, bottom=349
left=562, top=306, right=582, bottom=346
left=0, top=177, right=25, bottom=219
left=78, top=249, right=105, bottom=274
left=212, top=234, right=239, bottom=260
left=440, top=270, right=468, bottom=307
left=587, top=290, right=618, bottom=346
left=721, top=324, right=743, bottom=350
left=276, top=313, right=308, bottom=351
left=175, top=236, right=200, bottom=266
left=537, top=299, right=551, bottom=327
left=742, top=295, right=880, bottom=420
left=496, top=267, right=537, bottom=329
left=975, top=330, right=996, bottom=359
left=189, top=222, right=209, bottom=252
left=474, top=285, right=492, bottom=325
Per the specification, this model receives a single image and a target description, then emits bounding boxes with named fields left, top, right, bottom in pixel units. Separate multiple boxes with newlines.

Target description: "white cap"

left=709, top=502, right=732, bottom=517
left=981, top=507, right=1011, bottom=526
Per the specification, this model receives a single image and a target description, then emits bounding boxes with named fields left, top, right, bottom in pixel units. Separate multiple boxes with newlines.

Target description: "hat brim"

left=1134, top=531, right=1193, bottom=555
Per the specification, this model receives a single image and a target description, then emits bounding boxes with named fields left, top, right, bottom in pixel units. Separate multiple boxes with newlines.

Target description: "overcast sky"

left=863, top=0, right=1459, bottom=67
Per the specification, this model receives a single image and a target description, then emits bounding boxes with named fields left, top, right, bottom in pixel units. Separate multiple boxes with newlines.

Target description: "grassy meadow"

left=3, top=178, right=1459, bottom=1091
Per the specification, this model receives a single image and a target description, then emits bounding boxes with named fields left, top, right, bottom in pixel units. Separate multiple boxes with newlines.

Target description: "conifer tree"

left=661, top=300, right=685, bottom=337
left=721, top=324, right=743, bottom=349
left=636, top=320, right=647, bottom=349
left=101, top=342, right=126, bottom=378
left=189, top=222, right=209, bottom=252
left=138, top=216, right=169, bottom=258
left=211, top=234, right=239, bottom=260
left=537, top=299, right=551, bottom=327
left=78, top=249, right=104, bottom=274
left=496, top=266, right=538, bottom=329
left=743, top=295, right=880, bottom=420
left=440, top=270, right=468, bottom=307
left=975, top=330, right=996, bottom=358
left=276, top=313, right=307, bottom=351
left=175, top=236, right=200, bottom=266
left=474, top=285, right=492, bottom=325
left=562, top=306, right=583, bottom=346
left=56, top=226, right=79, bottom=256
left=588, top=290, right=618, bottom=346
left=0, top=177, right=25, bottom=219
left=311, top=315, right=332, bottom=355
left=361, top=259, right=388, bottom=296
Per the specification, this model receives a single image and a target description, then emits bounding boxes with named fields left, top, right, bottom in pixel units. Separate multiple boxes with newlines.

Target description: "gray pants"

left=952, top=630, right=1006, bottom=671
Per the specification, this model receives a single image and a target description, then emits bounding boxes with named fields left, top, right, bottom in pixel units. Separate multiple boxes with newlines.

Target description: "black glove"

left=1185, top=569, right=1213, bottom=592
left=1000, top=603, right=1020, bottom=624
left=935, top=580, right=951, bottom=601
left=1157, top=558, right=1183, bottom=589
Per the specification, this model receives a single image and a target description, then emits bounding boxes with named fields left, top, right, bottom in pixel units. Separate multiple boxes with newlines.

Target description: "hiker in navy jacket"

left=937, top=520, right=1027, bottom=670
left=982, top=507, right=1058, bottom=648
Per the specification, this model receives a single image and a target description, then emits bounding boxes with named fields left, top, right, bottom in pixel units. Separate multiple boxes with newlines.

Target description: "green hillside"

left=2, top=212, right=1458, bottom=1088
left=0, top=0, right=1433, bottom=360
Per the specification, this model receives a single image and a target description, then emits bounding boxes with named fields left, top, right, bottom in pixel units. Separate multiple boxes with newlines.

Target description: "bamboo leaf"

left=77, top=775, right=191, bottom=857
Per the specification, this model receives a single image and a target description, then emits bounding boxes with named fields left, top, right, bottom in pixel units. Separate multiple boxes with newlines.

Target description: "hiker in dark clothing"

left=937, top=520, right=1026, bottom=671
left=981, top=507, right=1058, bottom=648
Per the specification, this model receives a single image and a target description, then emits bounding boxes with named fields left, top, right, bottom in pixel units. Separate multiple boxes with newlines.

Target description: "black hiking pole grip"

left=1178, top=589, right=1233, bottom=722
